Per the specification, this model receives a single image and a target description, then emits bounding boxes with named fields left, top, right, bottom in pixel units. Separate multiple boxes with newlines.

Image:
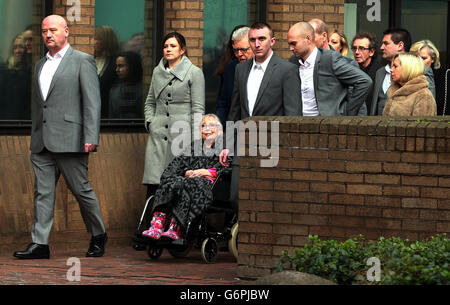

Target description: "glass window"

left=344, top=0, right=390, bottom=59
left=344, top=0, right=448, bottom=68
left=0, top=0, right=33, bottom=120
left=203, top=0, right=259, bottom=114
left=95, top=0, right=147, bottom=120
left=402, top=0, right=448, bottom=68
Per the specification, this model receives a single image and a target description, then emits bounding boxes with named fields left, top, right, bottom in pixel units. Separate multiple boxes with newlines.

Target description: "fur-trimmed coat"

left=383, top=75, right=437, bottom=116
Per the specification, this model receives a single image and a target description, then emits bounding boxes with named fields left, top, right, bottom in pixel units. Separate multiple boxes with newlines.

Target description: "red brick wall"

left=237, top=116, right=450, bottom=278
left=0, top=132, right=148, bottom=254
left=268, top=0, right=345, bottom=60
left=53, top=0, right=96, bottom=55
left=165, top=0, right=204, bottom=68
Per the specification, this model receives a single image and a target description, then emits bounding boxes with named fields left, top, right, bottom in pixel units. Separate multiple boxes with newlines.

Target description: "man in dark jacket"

left=351, top=32, right=380, bottom=111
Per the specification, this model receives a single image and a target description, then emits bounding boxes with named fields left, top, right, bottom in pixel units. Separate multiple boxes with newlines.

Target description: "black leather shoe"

left=86, top=233, right=107, bottom=257
left=13, top=243, right=50, bottom=259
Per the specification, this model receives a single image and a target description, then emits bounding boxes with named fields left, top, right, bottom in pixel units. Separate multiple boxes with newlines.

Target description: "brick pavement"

left=0, top=246, right=242, bottom=285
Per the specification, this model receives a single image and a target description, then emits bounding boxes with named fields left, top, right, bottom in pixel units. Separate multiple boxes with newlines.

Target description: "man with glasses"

left=351, top=32, right=380, bottom=112
left=216, top=26, right=254, bottom=127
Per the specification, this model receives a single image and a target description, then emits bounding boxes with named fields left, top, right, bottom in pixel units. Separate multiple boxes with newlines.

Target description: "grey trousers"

left=30, top=150, right=106, bottom=245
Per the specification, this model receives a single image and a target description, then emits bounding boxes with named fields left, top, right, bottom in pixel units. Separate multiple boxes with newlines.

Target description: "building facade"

left=0, top=1, right=449, bottom=274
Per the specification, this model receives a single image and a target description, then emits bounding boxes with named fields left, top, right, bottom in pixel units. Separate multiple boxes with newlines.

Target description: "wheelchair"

left=132, top=171, right=238, bottom=264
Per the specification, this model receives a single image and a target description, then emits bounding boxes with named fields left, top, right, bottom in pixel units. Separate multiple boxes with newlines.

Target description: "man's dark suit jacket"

left=227, top=52, right=302, bottom=122
left=216, top=59, right=238, bottom=126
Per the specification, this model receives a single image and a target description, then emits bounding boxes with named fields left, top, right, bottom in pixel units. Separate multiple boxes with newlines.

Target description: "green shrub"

left=277, top=234, right=449, bottom=285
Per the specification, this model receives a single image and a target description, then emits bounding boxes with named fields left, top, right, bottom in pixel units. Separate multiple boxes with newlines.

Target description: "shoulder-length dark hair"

left=214, top=24, right=247, bottom=77
left=163, top=31, right=188, bottom=57
left=116, top=51, right=143, bottom=83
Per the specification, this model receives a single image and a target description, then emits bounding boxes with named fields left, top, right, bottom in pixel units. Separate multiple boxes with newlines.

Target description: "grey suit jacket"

left=227, top=53, right=302, bottom=122
left=369, top=64, right=436, bottom=116
left=289, top=48, right=372, bottom=116
left=31, top=46, right=101, bottom=153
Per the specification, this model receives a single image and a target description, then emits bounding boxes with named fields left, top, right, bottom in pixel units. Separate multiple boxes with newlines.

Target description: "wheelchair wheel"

left=228, top=222, right=238, bottom=260
left=147, top=246, right=163, bottom=260
left=201, top=238, right=218, bottom=264
left=168, top=244, right=192, bottom=258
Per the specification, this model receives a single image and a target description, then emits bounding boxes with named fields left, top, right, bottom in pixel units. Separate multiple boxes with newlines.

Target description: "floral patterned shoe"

left=160, top=217, right=182, bottom=240
left=142, top=212, right=167, bottom=240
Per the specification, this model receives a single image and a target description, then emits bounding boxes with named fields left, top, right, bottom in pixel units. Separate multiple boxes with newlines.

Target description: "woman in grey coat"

left=143, top=32, right=205, bottom=199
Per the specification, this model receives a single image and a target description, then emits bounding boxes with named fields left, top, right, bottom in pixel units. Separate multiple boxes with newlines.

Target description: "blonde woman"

left=94, top=26, right=120, bottom=118
left=383, top=53, right=436, bottom=116
left=410, top=39, right=448, bottom=115
left=7, top=34, right=26, bottom=70
left=0, top=34, right=31, bottom=120
left=329, top=29, right=349, bottom=57
left=410, top=40, right=440, bottom=69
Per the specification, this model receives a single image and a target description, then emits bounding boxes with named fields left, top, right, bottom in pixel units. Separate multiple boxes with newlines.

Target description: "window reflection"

left=203, top=0, right=259, bottom=114
left=0, top=0, right=33, bottom=121
left=108, top=51, right=143, bottom=118
left=95, top=0, right=146, bottom=119
left=344, top=0, right=389, bottom=60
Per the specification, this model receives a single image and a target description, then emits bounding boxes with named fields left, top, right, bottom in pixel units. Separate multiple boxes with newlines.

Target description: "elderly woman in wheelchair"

left=142, top=114, right=231, bottom=246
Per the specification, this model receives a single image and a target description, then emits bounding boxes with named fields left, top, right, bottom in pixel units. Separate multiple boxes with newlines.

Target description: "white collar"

left=252, top=50, right=274, bottom=72
left=46, top=44, right=70, bottom=60
left=385, top=63, right=391, bottom=74
left=299, top=47, right=318, bottom=67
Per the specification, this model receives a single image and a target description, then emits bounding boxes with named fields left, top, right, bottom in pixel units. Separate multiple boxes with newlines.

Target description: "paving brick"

left=0, top=247, right=239, bottom=285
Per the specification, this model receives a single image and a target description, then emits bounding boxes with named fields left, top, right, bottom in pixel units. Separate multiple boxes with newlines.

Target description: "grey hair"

left=232, top=26, right=250, bottom=42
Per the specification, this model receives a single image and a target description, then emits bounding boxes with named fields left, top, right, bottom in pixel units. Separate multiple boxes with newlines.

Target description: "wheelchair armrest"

left=212, top=170, right=232, bottom=202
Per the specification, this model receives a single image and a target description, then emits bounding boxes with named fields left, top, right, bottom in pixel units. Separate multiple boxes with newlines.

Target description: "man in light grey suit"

left=287, top=22, right=372, bottom=116
left=14, top=15, right=107, bottom=259
left=369, top=28, right=436, bottom=116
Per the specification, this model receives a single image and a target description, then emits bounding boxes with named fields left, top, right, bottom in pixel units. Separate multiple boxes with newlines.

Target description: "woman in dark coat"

left=142, top=114, right=229, bottom=240
left=108, top=51, right=143, bottom=118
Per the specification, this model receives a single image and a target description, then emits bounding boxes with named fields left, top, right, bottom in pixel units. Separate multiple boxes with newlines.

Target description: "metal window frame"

left=256, top=0, right=267, bottom=22
left=152, top=0, right=165, bottom=68
left=389, top=0, right=449, bottom=68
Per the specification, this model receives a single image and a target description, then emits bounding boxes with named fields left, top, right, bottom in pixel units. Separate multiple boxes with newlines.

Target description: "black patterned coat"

left=151, top=143, right=230, bottom=232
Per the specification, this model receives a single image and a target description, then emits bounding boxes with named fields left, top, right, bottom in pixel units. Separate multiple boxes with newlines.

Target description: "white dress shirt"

left=247, top=51, right=273, bottom=116
left=382, top=64, right=391, bottom=94
left=39, top=44, right=70, bottom=101
left=298, top=47, right=319, bottom=116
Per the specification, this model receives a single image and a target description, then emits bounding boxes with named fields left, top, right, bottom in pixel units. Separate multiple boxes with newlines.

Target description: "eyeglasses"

left=233, top=47, right=250, bottom=54
left=201, top=124, right=219, bottom=130
left=351, top=46, right=371, bottom=52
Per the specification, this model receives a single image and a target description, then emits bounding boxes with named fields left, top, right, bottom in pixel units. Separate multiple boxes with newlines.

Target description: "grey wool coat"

left=142, top=56, right=205, bottom=185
